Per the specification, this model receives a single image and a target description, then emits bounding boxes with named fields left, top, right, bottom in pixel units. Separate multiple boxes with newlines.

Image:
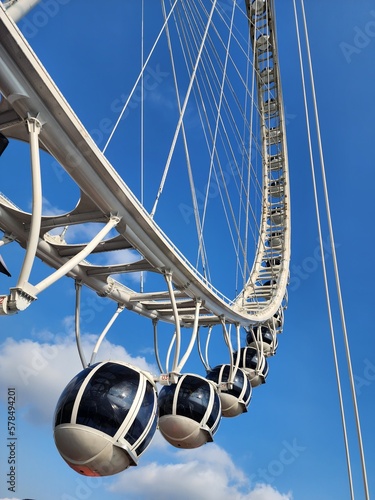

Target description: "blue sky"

left=0, top=1, right=374, bottom=499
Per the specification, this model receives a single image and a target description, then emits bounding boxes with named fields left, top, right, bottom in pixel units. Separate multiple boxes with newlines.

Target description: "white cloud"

left=109, top=443, right=292, bottom=500
left=245, top=485, right=293, bottom=500
left=0, top=328, right=158, bottom=425
left=41, top=196, right=66, bottom=216
left=0, top=329, right=293, bottom=500
left=63, top=222, right=118, bottom=244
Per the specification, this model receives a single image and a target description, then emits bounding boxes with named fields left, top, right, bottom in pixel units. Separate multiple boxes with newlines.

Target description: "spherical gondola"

left=246, top=325, right=278, bottom=356
left=269, top=206, right=284, bottom=225
left=251, top=0, right=267, bottom=15
left=234, top=347, right=269, bottom=387
left=269, top=308, right=284, bottom=332
left=269, top=179, right=285, bottom=199
left=206, top=364, right=252, bottom=418
left=54, top=361, right=158, bottom=476
left=157, top=373, right=221, bottom=449
left=267, top=231, right=283, bottom=248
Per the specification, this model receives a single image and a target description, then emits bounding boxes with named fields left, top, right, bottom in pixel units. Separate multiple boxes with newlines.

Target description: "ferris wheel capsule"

left=246, top=325, right=278, bottom=356
left=269, top=206, right=284, bottom=225
left=251, top=0, right=266, bottom=16
left=53, top=361, right=158, bottom=476
left=157, top=374, right=221, bottom=449
left=269, top=155, right=283, bottom=171
left=264, top=98, right=278, bottom=116
left=206, top=365, right=252, bottom=418
left=264, top=257, right=281, bottom=268
left=269, top=179, right=285, bottom=198
left=256, top=34, right=271, bottom=53
left=266, top=127, right=282, bottom=146
left=267, top=231, right=283, bottom=248
left=260, top=67, right=275, bottom=86
left=269, top=307, right=284, bottom=332
left=234, top=347, right=269, bottom=387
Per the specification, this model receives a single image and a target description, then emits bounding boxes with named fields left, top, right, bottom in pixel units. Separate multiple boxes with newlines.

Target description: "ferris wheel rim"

left=0, top=0, right=290, bottom=329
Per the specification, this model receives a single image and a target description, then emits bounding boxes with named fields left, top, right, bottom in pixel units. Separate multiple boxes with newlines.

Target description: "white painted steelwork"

left=0, top=0, right=290, bottom=330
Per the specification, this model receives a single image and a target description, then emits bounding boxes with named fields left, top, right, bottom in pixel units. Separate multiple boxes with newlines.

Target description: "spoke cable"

left=297, top=1, right=369, bottom=498
left=150, top=0, right=219, bottom=219
left=102, top=0, right=180, bottom=154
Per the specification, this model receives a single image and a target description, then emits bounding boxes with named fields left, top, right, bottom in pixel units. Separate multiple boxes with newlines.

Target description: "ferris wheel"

left=0, top=0, right=290, bottom=477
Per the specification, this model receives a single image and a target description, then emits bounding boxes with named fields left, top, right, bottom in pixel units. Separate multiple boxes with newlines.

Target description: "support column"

left=17, top=115, right=42, bottom=288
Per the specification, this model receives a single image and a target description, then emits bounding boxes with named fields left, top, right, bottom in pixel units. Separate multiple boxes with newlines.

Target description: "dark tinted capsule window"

left=207, top=390, right=220, bottom=430
left=135, top=411, right=158, bottom=456
left=245, top=349, right=258, bottom=368
left=76, top=363, right=140, bottom=437
left=231, top=370, right=246, bottom=398
left=125, top=380, right=155, bottom=446
left=244, top=381, right=251, bottom=403
left=54, top=366, right=94, bottom=426
left=206, top=370, right=217, bottom=383
left=246, top=331, right=255, bottom=344
left=158, top=384, right=176, bottom=417
left=176, top=376, right=210, bottom=423
left=263, top=359, right=269, bottom=376
left=208, top=366, right=244, bottom=399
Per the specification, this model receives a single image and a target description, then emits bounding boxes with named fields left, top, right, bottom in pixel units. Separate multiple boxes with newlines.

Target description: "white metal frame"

left=0, top=1, right=290, bottom=332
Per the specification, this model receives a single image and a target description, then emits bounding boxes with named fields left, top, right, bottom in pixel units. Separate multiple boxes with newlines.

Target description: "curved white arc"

left=153, top=319, right=164, bottom=374
left=16, top=116, right=42, bottom=288
left=35, top=216, right=120, bottom=294
left=74, top=281, right=88, bottom=369
left=0, top=4, right=288, bottom=326
left=165, top=332, right=176, bottom=374
left=176, top=300, right=202, bottom=374
left=229, top=324, right=241, bottom=384
left=165, top=273, right=181, bottom=373
left=234, top=0, right=290, bottom=317
left=89, top=305, right=125, bottom=366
